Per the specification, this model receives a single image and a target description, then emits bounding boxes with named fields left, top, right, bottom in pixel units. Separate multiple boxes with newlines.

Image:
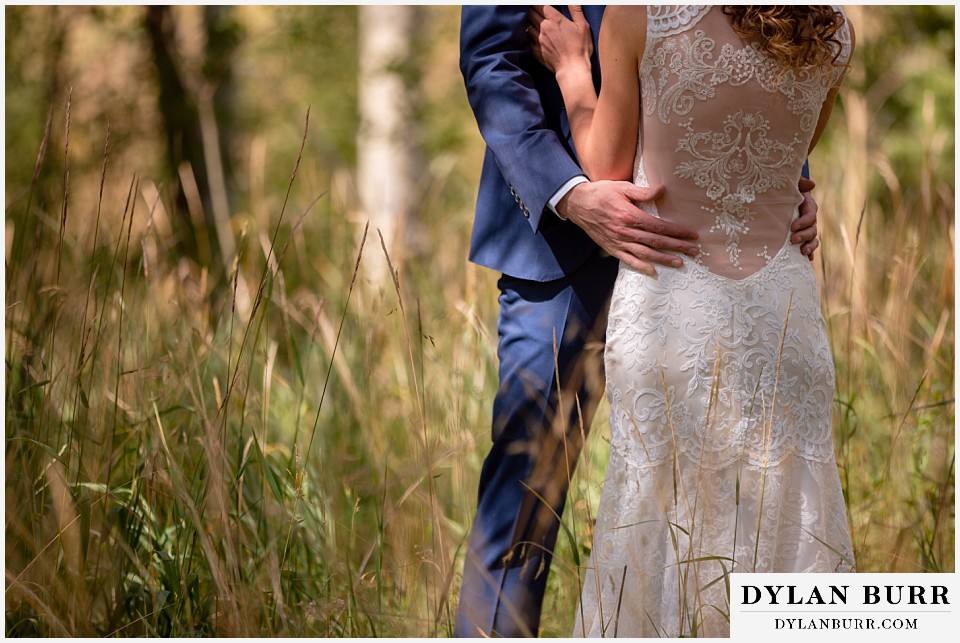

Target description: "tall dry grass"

left=5, top=104, right=490, bottom=636
left=4, top=9, right=954, bottom=638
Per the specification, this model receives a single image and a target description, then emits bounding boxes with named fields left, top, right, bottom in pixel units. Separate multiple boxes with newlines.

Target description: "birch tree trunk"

left=357, top=5, right=416, bottom=287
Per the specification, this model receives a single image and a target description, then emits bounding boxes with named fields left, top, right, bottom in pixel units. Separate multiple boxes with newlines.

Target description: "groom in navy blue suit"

left=455, top=6, right=820, bottom=637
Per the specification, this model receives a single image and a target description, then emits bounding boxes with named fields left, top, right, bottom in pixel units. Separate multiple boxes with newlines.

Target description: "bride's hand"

left=527, top=6, right=593, bottom=74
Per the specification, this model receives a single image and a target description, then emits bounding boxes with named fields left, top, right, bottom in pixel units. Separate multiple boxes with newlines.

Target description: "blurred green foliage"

left=4, top=6, right=479, bottom=245
left=251, top=6, right=360, bottom=167
left=846, top=5, right=954, bottom=198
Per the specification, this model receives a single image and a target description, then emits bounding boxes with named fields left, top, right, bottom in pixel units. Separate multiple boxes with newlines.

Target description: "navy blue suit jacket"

left=460, top=6, right=606, bottom=282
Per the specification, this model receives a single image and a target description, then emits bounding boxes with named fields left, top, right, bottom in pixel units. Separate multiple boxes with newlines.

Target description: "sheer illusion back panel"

left=635, top=6, right=851, bottom=278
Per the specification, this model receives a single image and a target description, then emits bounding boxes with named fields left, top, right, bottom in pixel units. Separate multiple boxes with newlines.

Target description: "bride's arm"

left=809, top=20, right=857, bottom=153
left=529, top=6, right=646, bottom=181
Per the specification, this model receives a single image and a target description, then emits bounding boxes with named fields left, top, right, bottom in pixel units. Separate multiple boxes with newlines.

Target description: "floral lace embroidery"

left=577, top=248, right=856, bottom=638
left=606, top=251, right=839, bottom=471
left=676, top=111, right=801, bottom=268
left=647, top=5, right=711, bottom=37
left=641, top=26, right=849, bottom=131
left=638, top=12, right=850, bottom=273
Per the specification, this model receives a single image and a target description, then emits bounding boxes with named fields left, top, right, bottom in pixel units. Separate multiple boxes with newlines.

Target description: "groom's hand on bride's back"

left=556, top=181, right=700, bottom=276
left=793, top=177, right=819, bottom=261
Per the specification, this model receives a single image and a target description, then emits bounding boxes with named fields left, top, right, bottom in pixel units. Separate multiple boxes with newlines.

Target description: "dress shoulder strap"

left=833, top=6, right=854, bottom=66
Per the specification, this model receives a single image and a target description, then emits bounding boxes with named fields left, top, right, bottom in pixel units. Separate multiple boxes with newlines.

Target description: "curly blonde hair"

left=722, top=6, right=847, bottom=70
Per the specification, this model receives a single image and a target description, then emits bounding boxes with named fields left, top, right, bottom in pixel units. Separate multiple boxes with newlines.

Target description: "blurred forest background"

left=4, top=5, right=955, bottom=637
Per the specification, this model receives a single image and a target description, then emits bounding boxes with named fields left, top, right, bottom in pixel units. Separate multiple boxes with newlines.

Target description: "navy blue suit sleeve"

left=460, top=6, right=585, bottom=232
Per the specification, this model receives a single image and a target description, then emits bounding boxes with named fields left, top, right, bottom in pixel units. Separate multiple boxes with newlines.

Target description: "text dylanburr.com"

left=730, top=573, right=958, bottom=640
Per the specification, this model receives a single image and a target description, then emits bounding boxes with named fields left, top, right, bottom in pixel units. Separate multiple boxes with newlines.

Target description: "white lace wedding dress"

left=574, top=6, right=855, bottom=638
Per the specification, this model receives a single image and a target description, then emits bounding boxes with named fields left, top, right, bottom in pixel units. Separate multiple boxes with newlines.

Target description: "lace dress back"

left=574, top=7, right=854, bottom=638
left=637, top=6, right=850, bottom=278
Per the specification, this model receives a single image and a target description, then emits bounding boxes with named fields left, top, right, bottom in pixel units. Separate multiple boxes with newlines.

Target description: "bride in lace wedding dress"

left=529, top=5, right=856, bottom=637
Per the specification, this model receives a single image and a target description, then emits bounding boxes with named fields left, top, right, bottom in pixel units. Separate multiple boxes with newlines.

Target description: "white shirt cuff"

left=547, top=175, right=589, bottom=220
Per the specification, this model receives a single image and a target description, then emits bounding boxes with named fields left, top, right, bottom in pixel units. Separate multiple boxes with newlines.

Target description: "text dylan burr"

left=741, top=584, right=949, bottom=606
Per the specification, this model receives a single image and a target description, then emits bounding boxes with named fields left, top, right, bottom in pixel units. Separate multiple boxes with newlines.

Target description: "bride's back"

left=635, top=6, right=852, bottom=278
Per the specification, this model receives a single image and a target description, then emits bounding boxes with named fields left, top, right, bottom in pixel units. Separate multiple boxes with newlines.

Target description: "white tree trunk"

left=357, top=5, right=416, bottom=287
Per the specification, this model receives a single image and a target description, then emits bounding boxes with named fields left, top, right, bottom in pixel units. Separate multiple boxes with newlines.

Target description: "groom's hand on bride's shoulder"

left=793, top=177, right=819, bottom=261
left=557, top=180, right=700, bottom=276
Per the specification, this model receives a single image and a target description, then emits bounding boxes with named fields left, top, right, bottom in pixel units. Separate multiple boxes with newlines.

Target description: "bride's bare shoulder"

left=601, top=5, right=647, bottom=52
left=603, top=5, right=647, bottom=29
